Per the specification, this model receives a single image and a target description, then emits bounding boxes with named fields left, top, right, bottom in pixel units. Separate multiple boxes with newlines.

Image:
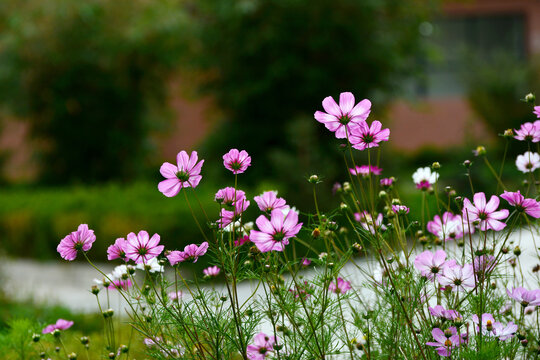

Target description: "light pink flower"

left=167, top=242, right=209, bottom=265
left=426, top=327, right=464, bottom=357
left=203, top=266, right=221, bottom=277
left=158, top=150, right=204, bottom=197
left=254, top=191, right=289, bottom=213
left=215, top=187, right=246, bottom=207
left=391, top=205, right=409, bottom=215
left=428, top=305, right=462, bottom=321
left=349, top=120, right=390, bottom=150
left=516, top=151, right=540, bottom=173
left=472, top=313, right=495, bottom=334
left=380, top=177, right=394, bottom=188
left=473, top=255, right=497, bottom=277
left=217, top=198, right=250, bottom=229
left=439, top=263, right=475, bottom=292
left=107, top=238, right=128, bottom=261
left=246, top=332, right=277, bottom=360
left=250, top=210, right=302, bottom=253
left=534, top=106, right=540, bottom=118
left=462, top=192, right=509, bottom=231
left=349, top=165, right=382, bottom=177
left=124, top=231, right=164, bottom=264
left=314, top=92, right=371, bottom=139
left=414, top=250, right=453, bottom=281
left=329, top=277, right=352, bottom=294
left=108, top=279, right=132, bottom=291
left=168, top=291, right=183, bottom=301
left=493, top=322, right=518, bottom=341
left=515, top=122, right=540, bottom=142
left=42, top=319, right=74, bottom=334
left=302, top=258, right=311, bottom=266
left=500, top=190, right=540, bottom=218
left=427, top=212, right=464, bottom=241
left=506, top=287, right=540, bottom=306
left=354, top=211, right=385, bottom=234
left=57, top=224, right=96, bottom=261
left=223, top=149, right=251, bottom=174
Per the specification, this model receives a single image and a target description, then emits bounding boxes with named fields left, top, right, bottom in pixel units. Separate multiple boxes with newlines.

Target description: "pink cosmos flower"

left=223, top=149, right=251, bottom=174
left=234, top=235, right=251, bottom=246
left=515, top=122, right=540, bottom=142
left=354, top=211, right=385, bottom=234
left=158, top=150, right=204, bottom=197
left=217, top=198, right=250, bottom=229
left=414, top=250, right=454, bottom=281
left=472, top=313, right=495, bottom=334
left=124, top=231, right=164, bottom=264
left=314, top=92, right=371, bottom=139
left=428, top=305, right=462, bottom=321
left=302, top=258, right=312, bottom=266
left=108, top=279, right=132, bottom=291
left=246, top=332, right=277, bottom=360
left=426, top=327, right=464, bottom=357
left=438, top=263, right=475, bottom=292
left=534, top=106, right=540, bottom=118
left=215, top=187, right=247, bottom=207
left=250, top=209, right=302, bottom=253
left=516, top=151, right=540, bottom=173
left=329, top=277, right=352, bottom=294
left=349, top=165, right=382, bottom=177
left=57, top=224, right=96, bottom=261
left=203, top=266, right=221, bottom=277
left=500, top=190, right=540, bottom=218
left=427, top=212, right=465, bottom=241
left=254, top=191, right=289, bottom=213
left=493, top=322, right=518, bottom=341
left=506, top=287, right=540, bottom=307
left=412, top=167, right=438, bottom=190
left=380, top=177, right=394, bottom=188
left=473, top=255, right=497, bottom=277
left=107, top=238, right=128, bottom=261
left=462, top=192, right=509, bottom=231
left=167, top=242, right=209, bottom=265
left=391, top=205, right=409, bottom=215
left=349, top=120, right=390, bottom=150
left=168, top=291, right=183, bottom=302
left=42, top=319, right=74, bottom=334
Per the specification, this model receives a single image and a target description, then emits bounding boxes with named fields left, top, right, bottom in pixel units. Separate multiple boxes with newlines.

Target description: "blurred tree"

left=0, top=0, right=189, bottom=183
left=187, top=0, right=437, bottom=203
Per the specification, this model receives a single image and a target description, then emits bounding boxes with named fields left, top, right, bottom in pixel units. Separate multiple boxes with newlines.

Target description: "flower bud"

left=432, top=162, right=441, bottom=170
left=274, top=344, right=284, bottom=351
left=68, top=353, right=77, bottom=360
left=517, top=331, right=527, bottom=340
left=514, top=246, right=521, bottom=256
left=501, top=247, right=509, bottom=254
left=378, top=190, right=387, bottom=199
left=91, top=285, right=100, bottom=295
left=522, top=339, right=529, bottom=347
left=391, top=198, right=401, bottom=205
left=80, top=336, right=89, bottom=345
left=419, top=236, right=428, bottom=245
left=32, top=333, right=41, bottom=342
left=220, top=296, right=228, bottom=302
left=108, top=352, right=116, bottom=359
left=352, top=242, right=362, bottom=252
left=340, top=202, right=348, bottom=211
left=40, top=352, right=46, bottom=359
left=120, top=345, right=129, bottom=354
left=462, top=160, right=472, bottom=168
left=312, top=228, right=320, bottom=238
left=308, top=175, right=320, bottom=184
left=503, top=128, right=514, bottom=138
left=444, top=329, right=453, bottom=338
left=343, top=182, right=351, bottom=193
left=525, top=93, right=536, bottom=103
left=52, top=329, right=61, bottom=338
left=457, top=240, right=464, bottom=247
left=474, top=146, right=486, bottom=156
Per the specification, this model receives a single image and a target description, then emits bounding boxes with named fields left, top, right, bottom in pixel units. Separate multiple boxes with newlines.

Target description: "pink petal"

left=158, top=179, right=182, bottom=197
left=322, top=96, right=341, bottom=117
left=339, top=92, right=355, bottom=113
left=256, top=215, right=273, bottom=234
left=473, top=192, right=487, bottom=211
left=160, top=162, right=178, bottom=179
left=484, top=195, right=500, bottom=213
left=349, top=99, right=371, bottom=119
left=314, top=111, right=338, bottom=124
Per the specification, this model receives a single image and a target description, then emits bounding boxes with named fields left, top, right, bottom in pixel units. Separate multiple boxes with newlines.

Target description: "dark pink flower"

left=223, top=149, right=251, bottom=174
left=302, top=258, right=311, bottom=266
left=107, top=238, right=128, bottom=261
left=250, top=210, right=302, bottom=253
left=507, top=287, right=540, bottom=307
left=158, top=150, right=204, bottom=197
left=108, top=279, right=132, bottom=291
left=380, top=177, right=394, bottom=188
left=391, top=205, right=409, bottom=215
left=349, top=120, right=390, bottom=150
left=167, top=242, right=209, bottom=265
left=57, top=224, right=96, bottom=261
left=329, top=277, right=352, bottom=294
left=215, top=187, right=246, bottom=207
left=42, top=319, right=74, bottom=334
left=246, top=332, right=277, bottom=360
left=462, top=192, right=509, bottom=231
left=500, top=190, right=540, bottom=218
left=124, top=231, right=164, bottom=264
left=254, top=191, right=289, bottom=213
left=234, top=235, right=251, bottom=246
left=427, top=212, right=464, bottom=241
left=349, top=165, right=382, bottom=177
left=314, top=92, right=371, bottom=139
left=217, top=198, right=250, bottom=229
left=515, top=122, right=540, bottom=142
left=426, top=327, right=464, bottom=357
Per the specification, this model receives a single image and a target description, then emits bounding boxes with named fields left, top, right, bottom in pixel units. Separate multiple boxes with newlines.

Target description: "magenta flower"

left=426, top=327, right=464, bottom=357
left=203, top=265, right=221, bottom=277
left=500, top=190, right=540, bottom=218
left=223, top=149, right=251, bottom=174
left=254, top=191, right=289, bottom=213
left=215, top=187, right=246, bottom=207
left=329, top=277, right=352, bottom=294
left=57, top=224, right=96, bottom=261
left=380, top=177, right=394, bottom=188
left=427, top=212, right=464, bottom=241
left=462, top=192, right=509, bottom=231
left=314, top=92, right=371, bottom=139
left=349, top=120, right=390, bottom=150
left=107, top=238, right=128, bottom=261
left=158, top=150, right=204, bottom=197
left=516, top=151, right=540, bottom=173
left=391, top=205, right=409, bottom=215
left=42, top=319, right=74, bottom=334
left=167, top=242, right=209, bottom=265
left=507, top=287, right=540, bottom=307
left=349, top=165, right=382, bottom=177
left=302, top=258, right=312, bottom=266
left=250, top=209, right=302, bottom=253
left=414, top=250, right=454, bottom=281
left=217, top=198, right=250, bottom=229
left=439, top=263, right=475, bottom=292
left=124, top=231, right=164, bottom=264
left=246, top=332, right=277, bottom=360
left=515, top=122, right=540, bottom=142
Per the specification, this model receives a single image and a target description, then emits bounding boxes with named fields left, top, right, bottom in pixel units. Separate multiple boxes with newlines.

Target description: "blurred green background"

left=0, top=0, right=539, bottom=261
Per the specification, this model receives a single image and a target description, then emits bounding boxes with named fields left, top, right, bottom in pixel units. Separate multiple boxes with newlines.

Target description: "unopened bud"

left=503, top=129, right=514, bottom=138
left=32, top=333, right=41, bottom=342
left=474, top=146, right=486, bottom=156
left=91, top=285, right=100, bottom=295
left=391, top=198, right=401, bottom=205
left=514, top=246, right=521, bottom=256
left=432, top=162, right=441, bottom=170
left=308, top=175, right=320, bottom=184
left=120, top=345, right=129, bottom=354
left=463, top=160, right=472, bottom=168
left=343, top=182, right=351, bottom=193
left=525, top=93, right=536, bottom=103
left=108, top=352, right=116, bottom=359
left=378, top=190, right=387, bottom=198
left=312, top=228, right=320, bottom=238
left=444, top=329, right=453, bottom=338
left=68, top=353, right=77, bottom=360
left=80, top=336, right=89, bottom=345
